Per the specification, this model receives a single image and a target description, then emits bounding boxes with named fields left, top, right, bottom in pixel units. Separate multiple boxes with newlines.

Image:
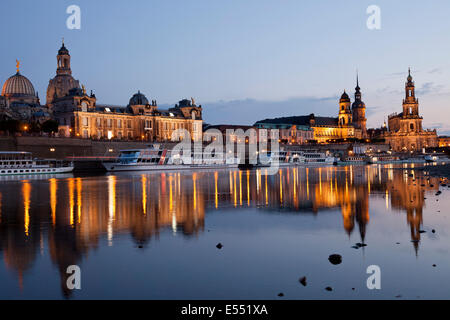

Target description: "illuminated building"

left=254, top=76, right=366, bottom=143
left=382, top=69, right=438, bottom=152
left=46, top=41, right=203, bottom=141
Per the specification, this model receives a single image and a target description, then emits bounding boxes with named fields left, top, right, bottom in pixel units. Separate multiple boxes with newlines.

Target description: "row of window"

left=0, top=161, right=32, bottom=166
left=1, top=168, right=57, bottom=174
left=81, top=117, right=190, bottom=131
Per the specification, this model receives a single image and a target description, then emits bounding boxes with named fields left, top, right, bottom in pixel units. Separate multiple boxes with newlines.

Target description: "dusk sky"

left=2, top=0, right=450, bottom=133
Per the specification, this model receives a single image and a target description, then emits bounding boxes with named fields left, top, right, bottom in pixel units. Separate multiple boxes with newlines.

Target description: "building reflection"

left=0, top=164, right=440, bottom=296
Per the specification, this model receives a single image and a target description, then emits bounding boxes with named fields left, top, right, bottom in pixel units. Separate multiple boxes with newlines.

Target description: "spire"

left=407, top=67, right=413, bottom=83
left=16, top=59, right=20, bottom=74
left=356, top=69, right=360, bottom=90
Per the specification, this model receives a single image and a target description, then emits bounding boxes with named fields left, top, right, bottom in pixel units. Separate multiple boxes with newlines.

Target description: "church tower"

left=403, top=68, right=419, bottom=117
left=46, top=40, right=80, bottom=106
left=351, top=73, right=367, bottom=138
left=56, top=40, right=72, bottom=76
left=338, top=91, right=352, bottom=126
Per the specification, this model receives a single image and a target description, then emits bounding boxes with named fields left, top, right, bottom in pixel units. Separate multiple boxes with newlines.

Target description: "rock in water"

left=216, top=243, right=223, bottom=249
left=278, top=292, right=284, bottom=297
left=355, top=243, right=367, bottom=247
left=328, top=254, right=342, bottom=265
left=299, top=276, right=307, bottom=286
left=325, top=287, right=333, bottom=291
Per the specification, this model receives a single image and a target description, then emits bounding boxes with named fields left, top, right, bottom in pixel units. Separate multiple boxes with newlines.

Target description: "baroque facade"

left=382, top=69, right=438, bottom=151
left=254, top=77, right=367, bottom=143
left=46, top=42, right=203, bottom=141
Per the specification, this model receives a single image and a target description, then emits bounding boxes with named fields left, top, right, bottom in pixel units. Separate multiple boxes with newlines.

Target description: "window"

left=107, top=119, right=112, bottom=128
left=82, top=117, right=89, bottom=126
left=127, top=120, right=132, bottom=129
left=118, top=120, right=122, bottom=128
left=81, top=101, right=88, bottom=112
left=410, top=123, right=414, bottom=130
left=97, top=118, right=102, bottom=127
left=83, top=130, right=89, bottom=138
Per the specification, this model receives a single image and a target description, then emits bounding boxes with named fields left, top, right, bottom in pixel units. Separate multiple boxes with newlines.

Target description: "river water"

left=0, top=163, right=449, bottom=299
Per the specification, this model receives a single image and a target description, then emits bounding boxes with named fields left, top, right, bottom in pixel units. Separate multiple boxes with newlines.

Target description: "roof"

left=205, top=124, right=254, bottom=132
left=254, top=115, right=338, bottom=127
left=1, top=72, right=36, bottom=97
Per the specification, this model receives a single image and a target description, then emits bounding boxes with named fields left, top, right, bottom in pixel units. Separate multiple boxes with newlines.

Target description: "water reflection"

left=0, top=164, right=443, bottom=297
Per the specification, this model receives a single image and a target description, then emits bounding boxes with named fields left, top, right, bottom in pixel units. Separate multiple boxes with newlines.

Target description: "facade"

left=47, top=42, right=203, bottom=142
left=253, top=123, right=313, bottom=144
left=254, top=78, right=367, bottom=144
left=382, top=70, right=438, bottom=152
left=438, top=136, right=450, bottom=148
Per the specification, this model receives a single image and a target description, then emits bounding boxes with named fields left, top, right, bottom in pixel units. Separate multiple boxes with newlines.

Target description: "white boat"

left=297, top=151, right=336, bottom=165
left=337, top=155, right=367, bottom=165
left=425, top=154, right=439, bottom=163
left=367, top=154, right=401, bottom=164
left=258, top=150, right=336, bottom=166
left=0, top=151, right=74, bottom=176
left=102, top=145, right=240, bottom=172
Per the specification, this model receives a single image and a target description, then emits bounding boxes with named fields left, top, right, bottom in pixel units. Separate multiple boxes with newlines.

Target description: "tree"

left=0, top=119, right=20, bottom=134
left=41, top=120, right=59, bottom=134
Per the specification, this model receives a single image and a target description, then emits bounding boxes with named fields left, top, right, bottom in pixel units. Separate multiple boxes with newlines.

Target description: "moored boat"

left=102, top=144, right=240, bottom=172
left=0, top=151, right=74, bottom=176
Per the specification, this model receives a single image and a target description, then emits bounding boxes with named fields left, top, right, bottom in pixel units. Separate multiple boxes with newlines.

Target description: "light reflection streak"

left=49, top=178, right=57, bottom=226
left=22, top=181, right=31, bottom=236
left=108, top=175, right=116, bottom=246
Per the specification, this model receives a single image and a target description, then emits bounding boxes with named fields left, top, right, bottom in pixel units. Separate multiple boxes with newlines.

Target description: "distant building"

left=382, top=69, right=438, bottom=152
left=203, top=124, right=257, bottom=144
left=438, top=136, right=450, bottom=147
left=253, top=123, right=313, bottom=144
left=254, top=76, right=367, bottom=143
left=46, top=41, right=203, bottom=141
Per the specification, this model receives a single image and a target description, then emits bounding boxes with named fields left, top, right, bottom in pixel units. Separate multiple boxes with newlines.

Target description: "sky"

left=1, top=0, right=450, bottom=134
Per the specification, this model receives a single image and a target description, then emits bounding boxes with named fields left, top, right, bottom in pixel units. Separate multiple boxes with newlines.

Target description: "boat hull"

left=102, top=162, right=239, bottom=172
left=0, top=166, right=74, bottom=176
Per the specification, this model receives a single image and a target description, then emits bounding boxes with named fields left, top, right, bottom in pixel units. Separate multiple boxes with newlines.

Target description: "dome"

left=1, top=72, right=36, bottom=97
left=129, top=91, right=149, bottom=106
left=340, top=91, right=350, bottom=102
left=58, top=43, right=69, bottom=55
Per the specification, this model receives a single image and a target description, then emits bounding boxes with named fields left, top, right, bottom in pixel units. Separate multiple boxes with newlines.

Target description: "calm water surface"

left=0, top=164, right=449, bottom=299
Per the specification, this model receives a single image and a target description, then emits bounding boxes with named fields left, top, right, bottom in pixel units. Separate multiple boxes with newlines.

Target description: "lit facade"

left=254, top=78, right=367, bottom=144
left=48, top=42, right=203, bottom=141
left=383, top=69, right=438, bottom=152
